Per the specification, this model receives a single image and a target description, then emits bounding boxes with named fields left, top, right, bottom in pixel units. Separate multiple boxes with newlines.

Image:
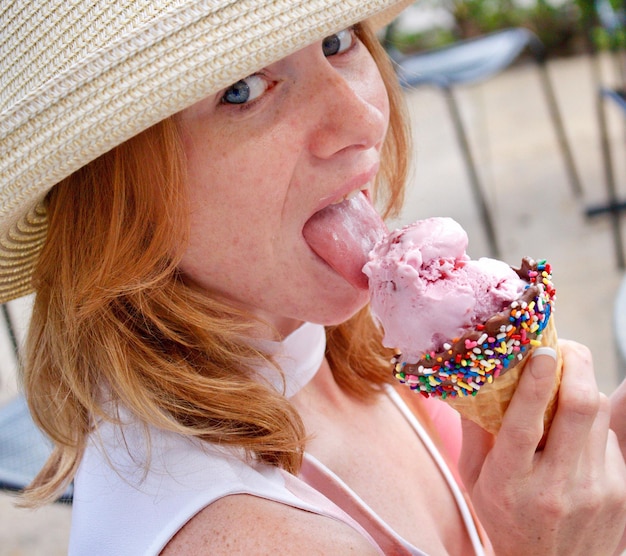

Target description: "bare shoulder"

left=161, top=493, right=379, bottom=555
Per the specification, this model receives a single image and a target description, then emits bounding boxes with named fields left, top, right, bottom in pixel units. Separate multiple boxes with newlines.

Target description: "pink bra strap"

left=280, top=469, right=386, bottom=555
left=299, top=455, right=417, bottom=555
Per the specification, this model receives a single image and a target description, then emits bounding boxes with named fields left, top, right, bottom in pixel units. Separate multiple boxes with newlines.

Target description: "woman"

left=1, top=1, right=625, bottom=554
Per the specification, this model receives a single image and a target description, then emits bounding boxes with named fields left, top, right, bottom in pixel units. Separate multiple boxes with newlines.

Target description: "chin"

left=308, top=290, right=369, bottom=326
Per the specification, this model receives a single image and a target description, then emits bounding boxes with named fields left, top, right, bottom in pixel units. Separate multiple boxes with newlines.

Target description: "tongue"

left=303, top=193, right=388, bottom=289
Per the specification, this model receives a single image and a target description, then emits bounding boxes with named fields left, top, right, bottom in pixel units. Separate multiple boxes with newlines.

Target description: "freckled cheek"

left=182, top=122, right=299, bottom=237
left=186, top=158, right=282, bottom=246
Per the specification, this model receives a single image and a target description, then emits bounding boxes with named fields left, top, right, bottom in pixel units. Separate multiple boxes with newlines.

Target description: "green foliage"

left=448, top=0, right=523, bottom=36
left=388, top=0, right=624, bottom=57
left=575, top=0, right=626, bottom=51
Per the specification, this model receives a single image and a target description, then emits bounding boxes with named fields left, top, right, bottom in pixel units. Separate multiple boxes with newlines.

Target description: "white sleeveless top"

left=68, top=323, right=485, bottom=555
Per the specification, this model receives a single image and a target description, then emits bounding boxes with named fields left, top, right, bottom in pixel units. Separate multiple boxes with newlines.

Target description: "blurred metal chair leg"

left=439, top=85, right=500, bottom=258
left=581, top=0, right=626, bottom=267
left=586, top=87, right=626, bottom=268
left=389, top=27, right=584, bottom=257
left=1, top=303, right=18, bottom=358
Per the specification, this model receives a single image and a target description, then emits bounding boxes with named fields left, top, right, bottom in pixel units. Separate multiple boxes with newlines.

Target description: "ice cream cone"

left=364, top=218, right=560, bottom=446
left=387, top=256, right=558, bottom=446
left=444, top=316, right=561, bottom=445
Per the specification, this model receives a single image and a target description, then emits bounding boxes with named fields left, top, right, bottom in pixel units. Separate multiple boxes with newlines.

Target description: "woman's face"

left=177, top=27, right=390, bottom=337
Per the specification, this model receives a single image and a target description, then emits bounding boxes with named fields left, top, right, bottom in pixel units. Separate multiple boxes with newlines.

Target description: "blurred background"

left=387, top=0, right=625, bottom=57
left=0, top=0, right=625, bottom=553
left=383, top=0, right=626, bottom=397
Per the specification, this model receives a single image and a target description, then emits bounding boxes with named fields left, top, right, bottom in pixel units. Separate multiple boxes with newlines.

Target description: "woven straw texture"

left=0, top=0, right=412, bottom=303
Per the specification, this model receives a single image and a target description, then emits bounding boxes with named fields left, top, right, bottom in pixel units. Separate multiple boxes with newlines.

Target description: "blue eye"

left=222, top=74, right=268, bottom=105
left=322, top=29, right=354, bottom=57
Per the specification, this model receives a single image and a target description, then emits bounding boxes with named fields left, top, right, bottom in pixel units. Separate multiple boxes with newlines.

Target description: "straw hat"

left=0, top=0, right=412, bottom=304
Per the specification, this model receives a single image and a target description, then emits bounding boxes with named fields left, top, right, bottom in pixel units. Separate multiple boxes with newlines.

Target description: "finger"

left=542, top=341, right=599, bottom=466
left=610, top=380, right=626, bottom=459
left=584, top=393, right=611, bottom=469
left=604, top=427, right=626, bottom=493
left=459, top=417, right=495, bottom=489
left=584, top=393, right=626, bottom=495
left=610, top=378, right=626, bottom=410
left=594, top=411, right=626, bottom=548
left=493, top=347, right=558, bottom=473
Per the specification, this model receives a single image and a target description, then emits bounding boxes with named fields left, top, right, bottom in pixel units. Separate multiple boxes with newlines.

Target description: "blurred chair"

left=583, top=0, right=626, bottom=267
left=1, top=304, right=18, bottom=360
left=0, top=304, right=72, bottom=502
left=386, top=27, right=584, bottom=258
left=0, top=395, right=73, bottom=502
left=587, top=86, right=626, bottom=266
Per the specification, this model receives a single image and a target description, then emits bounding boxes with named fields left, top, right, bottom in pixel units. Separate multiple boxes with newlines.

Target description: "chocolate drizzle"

left=392, top=257, right=556, bottom=399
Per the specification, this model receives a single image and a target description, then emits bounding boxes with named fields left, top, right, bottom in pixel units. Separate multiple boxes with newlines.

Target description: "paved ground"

left=0, top=52, right=625, bottom=554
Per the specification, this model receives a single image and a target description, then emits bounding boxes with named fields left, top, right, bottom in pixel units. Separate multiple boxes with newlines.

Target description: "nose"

left=306, top=63, right=389, bottom=160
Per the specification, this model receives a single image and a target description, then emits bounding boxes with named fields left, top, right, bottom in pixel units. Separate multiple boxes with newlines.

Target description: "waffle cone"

left=444, top=317, right=561, bottom=445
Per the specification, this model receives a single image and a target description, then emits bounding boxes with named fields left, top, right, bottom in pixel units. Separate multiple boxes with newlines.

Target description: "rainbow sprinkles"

left=392, top=258, right=556, bottom=399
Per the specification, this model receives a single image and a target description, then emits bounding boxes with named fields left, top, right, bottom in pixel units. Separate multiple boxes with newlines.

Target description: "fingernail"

left=531, top=347, right=557, bottom=360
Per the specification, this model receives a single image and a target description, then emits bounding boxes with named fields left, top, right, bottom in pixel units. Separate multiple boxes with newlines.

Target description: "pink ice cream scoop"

left=363, top=217, right=559, bottom=446
left=363, top=217, right=527, bottom=364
